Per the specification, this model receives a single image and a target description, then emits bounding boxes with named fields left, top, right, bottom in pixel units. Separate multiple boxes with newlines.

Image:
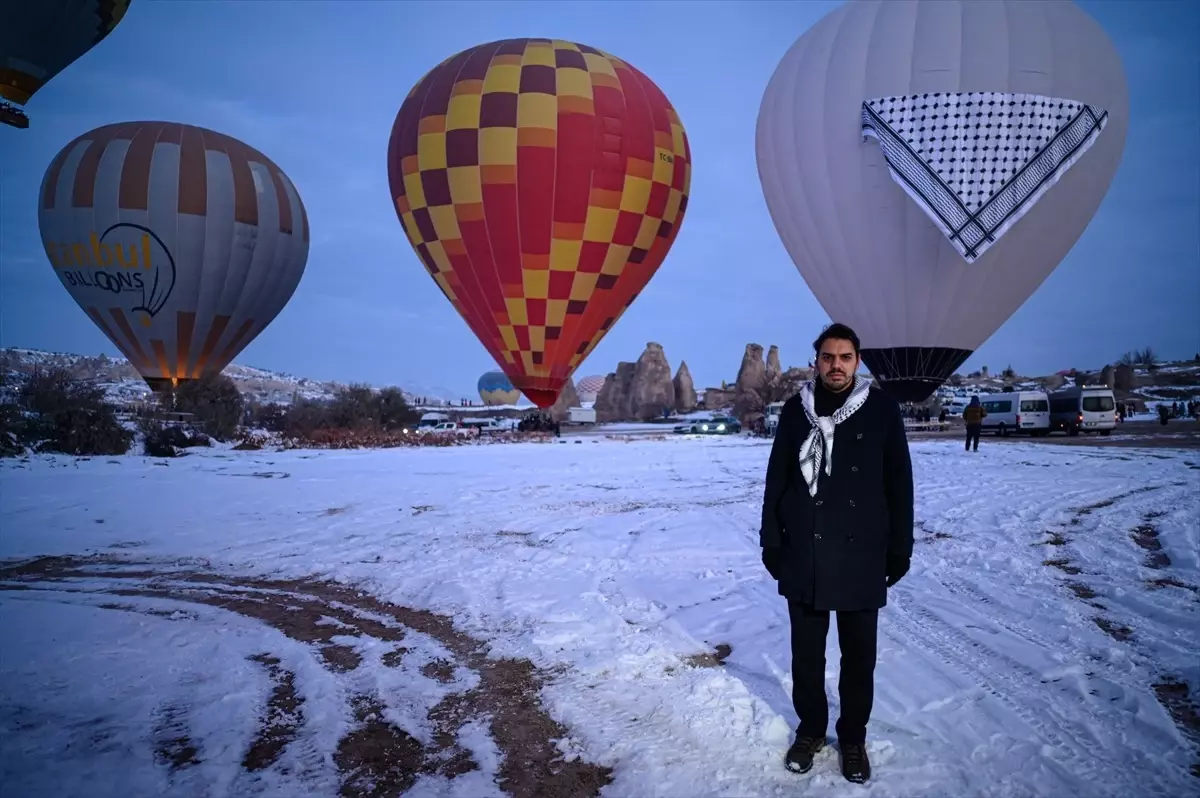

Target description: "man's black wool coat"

left=760, top=386, right=914, bottom=611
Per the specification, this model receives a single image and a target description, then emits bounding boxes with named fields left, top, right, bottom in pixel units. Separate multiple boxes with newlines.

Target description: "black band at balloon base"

left=860, top=347, right=973, bottom=403
left=143, top=376, right=186, bottom=394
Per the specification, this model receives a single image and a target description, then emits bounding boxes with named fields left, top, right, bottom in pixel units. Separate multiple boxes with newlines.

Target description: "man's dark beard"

left=821, top=371, right=852, bottom=393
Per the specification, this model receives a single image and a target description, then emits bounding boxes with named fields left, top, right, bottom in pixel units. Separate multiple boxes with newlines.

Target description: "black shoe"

left=784, top=735, right=825, bottom=773
left=840, top=742, right=871, bottom=783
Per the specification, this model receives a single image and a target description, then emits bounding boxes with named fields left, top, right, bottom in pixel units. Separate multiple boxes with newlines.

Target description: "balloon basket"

left=0, top=101, right=29, bottom=129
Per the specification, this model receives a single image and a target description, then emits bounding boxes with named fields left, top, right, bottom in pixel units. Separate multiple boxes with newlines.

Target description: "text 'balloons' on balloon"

left=478, top=370, right=521, bottom=406
left=0, top=0, right=135, bottom=128
left=387, top=38, right=691, bottom=410
left=38, top=121, right=311, bottom=392
left=756, top=0, right=1128, bottom=403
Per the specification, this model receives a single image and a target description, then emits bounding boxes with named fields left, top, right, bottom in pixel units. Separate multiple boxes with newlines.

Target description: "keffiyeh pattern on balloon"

left=861, top=92, right=1108, bottom=263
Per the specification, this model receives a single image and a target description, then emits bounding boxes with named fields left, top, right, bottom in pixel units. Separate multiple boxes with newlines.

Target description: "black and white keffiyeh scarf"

left=798, top=376, right=872, bottom=497
left=861, top=91, right=1109, bottom=263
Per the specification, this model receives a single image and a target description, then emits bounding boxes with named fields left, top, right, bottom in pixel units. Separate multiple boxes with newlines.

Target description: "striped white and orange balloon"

left=37, top=121, right=309, bottom=391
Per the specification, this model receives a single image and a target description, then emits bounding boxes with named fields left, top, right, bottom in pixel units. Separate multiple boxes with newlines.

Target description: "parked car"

left=416, top=421, right=474, bottom=437
left=674, top=415, right=742, bottom=435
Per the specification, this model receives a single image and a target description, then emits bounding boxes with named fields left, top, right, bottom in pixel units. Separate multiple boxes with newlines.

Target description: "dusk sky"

left=1, top=0, right=1196, bottom=399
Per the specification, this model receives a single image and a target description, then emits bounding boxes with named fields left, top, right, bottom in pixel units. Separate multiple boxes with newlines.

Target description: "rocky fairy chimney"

left=766, top=345, right=781, bottom=382
left=594, top=363, right=636, bottom=422
left=673, top=361, right=697, bottom=414
left=735, top=343, right=767, bottom=399
left=628, top=342, right=675, bottom=420
left=548, top=377, right=581, bottom=422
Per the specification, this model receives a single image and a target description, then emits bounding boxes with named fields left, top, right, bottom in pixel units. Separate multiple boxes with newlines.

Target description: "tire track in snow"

left=907, top=480, right=1190, bottom=792
left=935, top=576, right=1140, bottom=688
left=885, top=589, right=1172, bottom=797
left=0, top=554, right=614, bottom=798
left=1039, top=479, right=1200, bottom=779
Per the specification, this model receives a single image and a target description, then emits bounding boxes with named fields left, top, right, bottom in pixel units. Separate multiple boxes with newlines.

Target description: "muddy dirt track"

left=0, top=555, right=613, bottom=798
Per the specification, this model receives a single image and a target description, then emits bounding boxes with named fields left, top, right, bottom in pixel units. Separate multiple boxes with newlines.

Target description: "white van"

left=417, top=412, right=450, bottom=430
left=976, top=391, right=1051, bottom=436
left=765, top=401, right=785, bottom=436
left=568, top=406, right=597, bottom=425
left=1049, top=385, right=1118, bottom=436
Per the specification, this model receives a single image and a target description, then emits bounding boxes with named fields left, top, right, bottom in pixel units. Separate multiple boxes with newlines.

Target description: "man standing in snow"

left=962, top=395, right=986, bottom=451
left=759, top=322, right=914, bottom=784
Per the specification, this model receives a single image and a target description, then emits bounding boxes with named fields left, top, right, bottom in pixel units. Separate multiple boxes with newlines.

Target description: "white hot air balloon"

left=38, top=121, right=309, bottom=392
left=757, top=0, right=1128, bottom=402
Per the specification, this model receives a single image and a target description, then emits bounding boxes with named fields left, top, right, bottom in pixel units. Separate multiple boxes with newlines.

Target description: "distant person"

left=1118, top=404, right=1126, bottom=423
left=1158, top=404, right=1170, bottom=426
left=962, top=396, right=986, bottom=451
left=759, top=322, right=913, bottom=784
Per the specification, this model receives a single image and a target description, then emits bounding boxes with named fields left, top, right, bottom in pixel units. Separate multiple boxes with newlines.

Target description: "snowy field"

left=1, top=436, right=1199, bottom=797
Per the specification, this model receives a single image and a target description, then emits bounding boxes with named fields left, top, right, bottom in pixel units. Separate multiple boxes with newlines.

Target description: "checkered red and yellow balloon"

left=387, top=38, right=691, bottom=409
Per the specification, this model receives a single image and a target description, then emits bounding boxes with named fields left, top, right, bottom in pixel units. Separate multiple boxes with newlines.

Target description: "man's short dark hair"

left=813, top=322, right=861, bottom=355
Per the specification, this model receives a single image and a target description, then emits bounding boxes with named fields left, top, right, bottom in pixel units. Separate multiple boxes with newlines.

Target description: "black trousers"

left=788, top=601, right=879, bottom=745
left=965, top=424, right=982, bottom=450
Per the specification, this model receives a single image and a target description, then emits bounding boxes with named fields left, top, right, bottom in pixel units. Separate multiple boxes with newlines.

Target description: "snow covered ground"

left=1, top=437, right=1198, bottom=796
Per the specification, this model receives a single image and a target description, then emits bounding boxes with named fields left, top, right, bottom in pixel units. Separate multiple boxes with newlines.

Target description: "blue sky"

left=1, top=0, right=1196, bottom=398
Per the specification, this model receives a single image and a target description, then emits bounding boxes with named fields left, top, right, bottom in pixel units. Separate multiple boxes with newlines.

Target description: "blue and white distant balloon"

left=478, top=370, right=521, bottom=406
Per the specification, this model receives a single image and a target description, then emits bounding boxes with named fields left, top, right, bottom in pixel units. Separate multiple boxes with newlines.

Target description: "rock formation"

left=733, top=344, right=769, bottom=424
left=673, top=361, right=697, bottom=414
left=766, top=345, right=781, bottom=383
left=702, top=385, right=736, bottom=412
left=1114, top=364, right=1135, bottom=392
left=1043, top=374, right=1067, bottom=391
left=548, top=378, right=581, bottom=422
left=779, top=367, right=810, bottom=399
left=735, top=344, right=768, bottom=401
left=628, top=342, right=675, bottom=420
left=594, top=362, right=636, bottom=422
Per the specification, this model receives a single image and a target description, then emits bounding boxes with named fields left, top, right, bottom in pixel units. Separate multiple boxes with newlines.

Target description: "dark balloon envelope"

left=0, top=0, right=135, bottom=128
left=387, top=38, right=691, bottom=409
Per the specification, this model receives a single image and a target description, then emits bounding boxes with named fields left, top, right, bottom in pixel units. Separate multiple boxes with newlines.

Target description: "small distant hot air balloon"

left=0, top=0, right=135, bottom=129
left=38, top=121, right=310, bottom=391
left=756, top=0, right=1128, bottom=402
left=576, top=374, right=605, bottom=403
left=478, top=370, right=521, bottom=406
left=387, top=38, right=691, bottom=409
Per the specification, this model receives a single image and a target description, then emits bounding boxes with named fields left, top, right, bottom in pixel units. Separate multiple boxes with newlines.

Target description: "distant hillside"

left=0, top=348, right=463, bottom=408
left=934, top=359, right=1200, bottom=406
left=3, top=346, right=1194, bottom=412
